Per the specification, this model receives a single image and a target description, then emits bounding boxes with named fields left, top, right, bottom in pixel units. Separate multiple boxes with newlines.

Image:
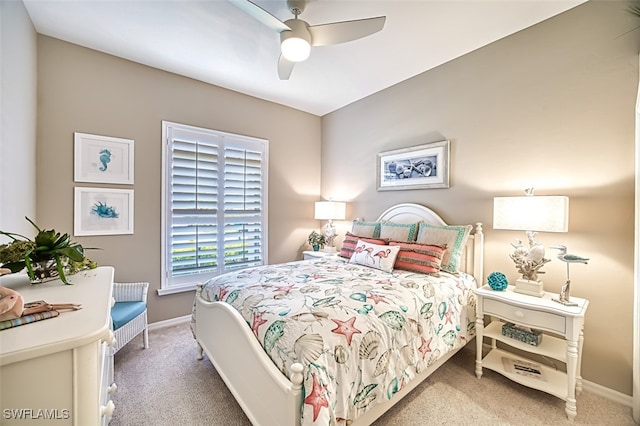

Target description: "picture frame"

left=74, top=187, right=134, bottom=236
left=74, top=132, right=134, bottom=184
left=377, top=140, right=450, bottom=191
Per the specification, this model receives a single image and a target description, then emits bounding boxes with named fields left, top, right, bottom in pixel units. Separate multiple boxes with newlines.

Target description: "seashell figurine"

left=0, top=285, right=25, bottom=321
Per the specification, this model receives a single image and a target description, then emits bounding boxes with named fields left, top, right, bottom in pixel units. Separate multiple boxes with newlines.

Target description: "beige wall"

left=0, top=0, right=37, bottom=240
left=35, top=36, right=321, bottom=323
left=322, top=2, right=637, bottom=396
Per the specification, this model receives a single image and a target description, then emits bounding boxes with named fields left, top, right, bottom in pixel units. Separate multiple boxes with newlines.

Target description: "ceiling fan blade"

left=228, top=0, right=291, bottom=33
left=278, top=55, right=295, bottom=80
left=309, top=16, right=386, bottom=47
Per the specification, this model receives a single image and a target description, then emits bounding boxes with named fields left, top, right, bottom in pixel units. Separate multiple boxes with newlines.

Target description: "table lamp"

left=314, top=201, right=346, bottom=253
left=493, top=188, right=569, bottom=297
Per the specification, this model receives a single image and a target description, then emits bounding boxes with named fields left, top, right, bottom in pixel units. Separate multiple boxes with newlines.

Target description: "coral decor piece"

left=508, top=233, right=550, bottom=282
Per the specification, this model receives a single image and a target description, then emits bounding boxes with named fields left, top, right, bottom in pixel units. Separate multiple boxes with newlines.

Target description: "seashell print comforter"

left=194, top=256, right=477, bottom=425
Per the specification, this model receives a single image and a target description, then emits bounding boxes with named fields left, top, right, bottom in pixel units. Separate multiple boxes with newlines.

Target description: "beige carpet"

left=110, top=323, right=636, bottom=426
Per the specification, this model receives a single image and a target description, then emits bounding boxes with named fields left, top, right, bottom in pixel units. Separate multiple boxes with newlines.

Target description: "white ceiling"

left=22, top=0, right=586, bottom=116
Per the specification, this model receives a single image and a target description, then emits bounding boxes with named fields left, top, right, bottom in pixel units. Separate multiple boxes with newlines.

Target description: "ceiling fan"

left=229, top=0, right=386, bottom=80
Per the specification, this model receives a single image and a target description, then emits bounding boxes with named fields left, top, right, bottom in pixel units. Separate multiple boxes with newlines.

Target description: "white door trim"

left=633, top=57, right=639, bottom=423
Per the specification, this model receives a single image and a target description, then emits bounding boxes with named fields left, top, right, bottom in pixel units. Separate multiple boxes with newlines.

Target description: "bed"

left=193, top=203, right=484, bottom=425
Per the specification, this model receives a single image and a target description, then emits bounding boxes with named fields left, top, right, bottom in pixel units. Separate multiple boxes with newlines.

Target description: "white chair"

left=111, top=282, right=149, bottom=353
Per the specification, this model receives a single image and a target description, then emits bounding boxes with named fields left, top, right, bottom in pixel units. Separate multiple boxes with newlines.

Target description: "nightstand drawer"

left=483, top=298, right=566, bottom=335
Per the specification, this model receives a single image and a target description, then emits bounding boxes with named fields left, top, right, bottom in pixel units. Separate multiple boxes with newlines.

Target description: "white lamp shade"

left=281, top=37, right=310, bottom=62
left=314, top=201, right=346, bottom=221
left=280, top=20, right=311, bottom=62
left=493, top=195, right=569, bottom=233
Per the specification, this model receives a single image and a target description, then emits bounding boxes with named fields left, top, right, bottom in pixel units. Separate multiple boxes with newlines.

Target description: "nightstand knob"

left=514, top=310, right=525, bottom=319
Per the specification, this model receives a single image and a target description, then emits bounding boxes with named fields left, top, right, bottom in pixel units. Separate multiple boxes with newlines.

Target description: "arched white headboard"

left=377, top=203, right=447, bottom=225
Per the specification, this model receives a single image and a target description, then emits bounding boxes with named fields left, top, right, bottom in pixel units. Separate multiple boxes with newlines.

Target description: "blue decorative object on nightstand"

left=487, top=272, right=508, bottom=291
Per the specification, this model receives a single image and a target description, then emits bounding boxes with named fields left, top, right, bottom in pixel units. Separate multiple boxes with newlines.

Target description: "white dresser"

left=0, top=266, right=116, bottom=425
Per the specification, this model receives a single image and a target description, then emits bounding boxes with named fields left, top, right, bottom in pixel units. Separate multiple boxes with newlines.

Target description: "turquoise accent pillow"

left=379, top=222, right=418, bottom=242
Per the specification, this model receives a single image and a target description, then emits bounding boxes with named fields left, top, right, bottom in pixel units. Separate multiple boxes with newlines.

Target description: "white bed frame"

left=195, top=203, right=484, bottom=425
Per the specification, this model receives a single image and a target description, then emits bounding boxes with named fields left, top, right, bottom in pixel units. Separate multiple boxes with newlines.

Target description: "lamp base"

left=514, top=278, right=545, bottom=297
left=551, top=298, right=578, bottom=307
left=324, top=246, right=336, bottom=254
left=551, top=279, right=578, bottom=306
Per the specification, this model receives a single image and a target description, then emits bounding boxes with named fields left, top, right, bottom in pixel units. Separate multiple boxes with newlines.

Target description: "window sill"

left=157, top=283, right=198, bottom=296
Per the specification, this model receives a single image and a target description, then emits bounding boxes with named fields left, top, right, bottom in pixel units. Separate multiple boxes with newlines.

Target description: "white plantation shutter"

left=222, top=145, right=264, bottom=271
left=160, top=122, right=268, bottom=294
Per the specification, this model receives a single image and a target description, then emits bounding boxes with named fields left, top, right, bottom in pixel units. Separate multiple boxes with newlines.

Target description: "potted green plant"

left=0, top=217, right=97, bottom=284
left=307, top=230, right=326, bottom=251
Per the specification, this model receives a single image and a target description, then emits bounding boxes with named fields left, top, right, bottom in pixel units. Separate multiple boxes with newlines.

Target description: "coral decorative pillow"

left=349, top=240, right=400, bottom=273
left=389, top=242, right=445, bottom=275
left=415, top=223, right=472, bottom=273
left=339, top=232, right=387, bottom=259
left=379, top=222, right=419, bottom=242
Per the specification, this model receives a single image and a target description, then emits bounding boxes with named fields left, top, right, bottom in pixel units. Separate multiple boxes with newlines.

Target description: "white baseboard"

left=148, top=314, right=191, bottom=331
left=582, top=379, right=633, bottom=408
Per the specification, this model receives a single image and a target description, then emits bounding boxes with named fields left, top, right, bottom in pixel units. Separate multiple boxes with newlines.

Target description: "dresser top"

left=0, top=266, right=114, bottom=366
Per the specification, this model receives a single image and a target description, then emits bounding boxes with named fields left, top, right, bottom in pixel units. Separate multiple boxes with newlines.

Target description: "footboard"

left=194, top=287, right=304, bottom=426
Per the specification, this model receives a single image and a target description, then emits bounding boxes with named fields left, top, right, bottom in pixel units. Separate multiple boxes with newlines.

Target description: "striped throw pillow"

left=339, top=232, right=388, bottom=259
left=415, top=223, right=472, bottom=273
left=390, top=241, right=445, bottom=275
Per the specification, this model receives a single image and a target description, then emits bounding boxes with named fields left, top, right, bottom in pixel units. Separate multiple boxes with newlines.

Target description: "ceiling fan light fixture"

left=230, top=0, right=387, bottom=78
left=280, top=19, right=311, bottom=62
left=281, top=36, right=310, bottom=62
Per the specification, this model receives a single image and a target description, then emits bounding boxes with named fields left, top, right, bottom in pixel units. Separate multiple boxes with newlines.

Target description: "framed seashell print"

left=377, top=140, right=450, bottom=191
left=74, top=187, right=134, bottom=236
left=74, top=132, right=134, bottom=185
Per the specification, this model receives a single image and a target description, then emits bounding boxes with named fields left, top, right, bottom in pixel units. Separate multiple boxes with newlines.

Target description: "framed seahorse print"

left=74, top=132, right=134, bottom=184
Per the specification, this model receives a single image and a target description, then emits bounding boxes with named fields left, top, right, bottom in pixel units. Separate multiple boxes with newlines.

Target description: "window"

left=160, top=121, right=268, bottom=295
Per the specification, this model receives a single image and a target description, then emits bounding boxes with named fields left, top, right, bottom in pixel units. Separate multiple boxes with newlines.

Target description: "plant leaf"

left=57, top=245, right=85, bottom=262
left=34, top=229, right=58, bottom=248
left=1, top=260, right=26, bottom=273
left=24, top=253, right=35, bottom=280
left=53, top=233, right=71, bottom=249
left=25, top=216, right=42, bottom=233
left=54, top=253, right=71, bottom=285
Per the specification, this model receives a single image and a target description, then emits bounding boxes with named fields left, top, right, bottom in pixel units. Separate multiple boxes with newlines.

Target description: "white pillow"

left=350, top=220, right=381, bottom=238
left=349, top=240, right=400, bottom=273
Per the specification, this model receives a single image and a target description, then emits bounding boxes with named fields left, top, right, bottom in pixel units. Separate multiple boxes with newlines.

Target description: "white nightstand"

left=302, top=250, right=337, bottom=260
left=473, top=285, right=589, bottom=421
